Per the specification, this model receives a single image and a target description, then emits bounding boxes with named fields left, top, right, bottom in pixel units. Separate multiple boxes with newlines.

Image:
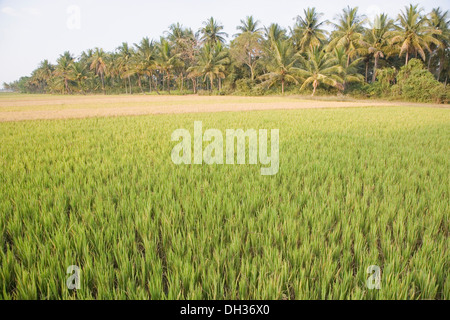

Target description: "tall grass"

left=0, top=107, right=448, bottom=300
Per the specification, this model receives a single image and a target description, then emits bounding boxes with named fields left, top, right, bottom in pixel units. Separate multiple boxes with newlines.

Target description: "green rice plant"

left=0, top=106, right=448, bottom=300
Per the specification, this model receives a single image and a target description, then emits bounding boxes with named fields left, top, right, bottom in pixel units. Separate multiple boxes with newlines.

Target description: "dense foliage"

left=366, top=59, right=449, bottom=103
left=5, top=5, right=450, bottom=103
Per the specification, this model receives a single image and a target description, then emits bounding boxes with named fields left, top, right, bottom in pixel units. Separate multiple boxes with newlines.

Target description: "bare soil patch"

left=0, top=95, right=447, bottom=122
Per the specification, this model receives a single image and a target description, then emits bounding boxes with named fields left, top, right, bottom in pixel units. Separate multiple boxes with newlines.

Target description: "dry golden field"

left=0, top=94, right=447, bottom=122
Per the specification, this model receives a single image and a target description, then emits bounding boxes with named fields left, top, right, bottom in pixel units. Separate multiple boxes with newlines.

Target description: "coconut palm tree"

left=391, top=4, right=441, bottom=65
left=70, top=62, right=89, bottom=94
left=297, top=46, right=344, bottom=96
left=361, top=14, right=395, bottom=82
left=200, top=17, right=228, bottom=45
left=264, top=23, right=287, bottom=44
left=428, top=8, right=449, bottom=80
left=236, top=16, right=262, bottom=35
left=90, top=48, right=107, bottom=94
left=54, top=52, right=74, bottom=94
left=165, top=23, right=185, bottom=44
left=156, top=39, right=183, bottom=94
left=292, top=8, right=328, bottom=52
left=35, top=60, right=54, bottom=82
left=188, top=42, right=230, bottom=91
left=117, top=42, right=134, bottom=94
left=259, top=40, right=299, bottom=94
left=329, top=6, right=366, bottom=67
left=80, top=49, right=94, bottom=65
left=134, top=37, right=157, bottom=93
left=333, top=46, right=364, bottom=90
left=32, top=60, right=54, bottom=92
left=128, top=54, right=145, bottom=94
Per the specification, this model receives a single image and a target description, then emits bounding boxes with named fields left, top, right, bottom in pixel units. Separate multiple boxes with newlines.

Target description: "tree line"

left=4, top=5, right=449, bottom=101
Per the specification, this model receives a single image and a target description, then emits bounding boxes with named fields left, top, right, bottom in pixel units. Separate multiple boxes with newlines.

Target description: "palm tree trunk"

left=312, top=83, right=317, bottom=96
left=128, top=76, right=132, bottom=94
left=149, top=75, right=152, bottom=93
left=64, top=78, right=69, bottom=94
left=365, top=61, right=369, bottom=83
left=162, top=73, right=166, bottom=92
left=210, top=77, right=213, bottom=92
left=437, top=56, right=444, bottom=81
left=101, top=73, right=105, bottom=94
left=192, top=78, right=197, bottom=94
left=138, top=75, right=143, bottom=93
left=152, top=74, right=158, bottom=94
left=372, top=55, right=379, bottom=83
left=406, top=51, right=409, bottom=65
left=281, top=79, right=285, bottom=94
left=168, top=74, right=171, bottom=94
left=247, top=51, right=255, bottom=81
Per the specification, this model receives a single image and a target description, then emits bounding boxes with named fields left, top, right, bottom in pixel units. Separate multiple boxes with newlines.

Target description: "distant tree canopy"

left=6, top=5, right=449, bottom=102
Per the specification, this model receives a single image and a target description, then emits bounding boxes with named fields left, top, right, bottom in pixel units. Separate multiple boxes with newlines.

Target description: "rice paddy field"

left=0, top=94, right=449, bottom=300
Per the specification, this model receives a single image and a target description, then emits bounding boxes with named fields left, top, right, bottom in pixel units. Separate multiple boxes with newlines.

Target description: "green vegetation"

left=392, top=59, right=448, bottom=102
left=367, top=59, right=449, bottom=102
left=0, top=106, right=448, bottom=299
left=4, top=5, right=449, bottom=103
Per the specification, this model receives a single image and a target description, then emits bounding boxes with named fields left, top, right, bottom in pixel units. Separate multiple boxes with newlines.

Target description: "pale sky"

left=0, top=0, right=448, bottom=87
